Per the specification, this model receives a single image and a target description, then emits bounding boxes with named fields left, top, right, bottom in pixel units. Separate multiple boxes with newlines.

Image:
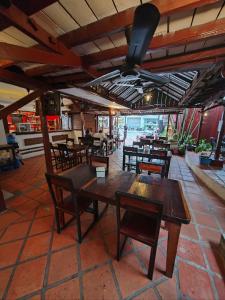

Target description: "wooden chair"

left=66, top=138, right=75, bottom=145
left=133, top=141, right=143, bottom=148
left=50, top=144, right=61, bottom=170
left=115, top=191, right=163, bottom=279
left=57, top=143, right=76, bottom=170
left=89, top=155, right=109, bottom=174
left=123, top=146, right=138, bottom=171
left=136, top=161, right=165, bottom=178
left=46, top=173, right=98, bottom=243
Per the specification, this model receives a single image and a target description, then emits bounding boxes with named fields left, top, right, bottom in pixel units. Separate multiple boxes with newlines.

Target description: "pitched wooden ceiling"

left=0, top=0, right=225, bottom=111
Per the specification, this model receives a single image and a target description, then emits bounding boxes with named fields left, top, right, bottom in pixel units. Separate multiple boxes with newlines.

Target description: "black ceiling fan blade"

left=126, top=3, right=160, bottom=67
left=82, top=70, right=121, bottom=86
left=139, top=69, right=169, bottom=85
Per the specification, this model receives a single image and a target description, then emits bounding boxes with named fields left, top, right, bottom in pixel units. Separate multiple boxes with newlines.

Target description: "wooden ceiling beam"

left=0, top=89, right=47, bottom=119
left=59, top=0, right=220, bottom=48
left=46, top=73, right=92, bottom=84
left=0, top=69, right=48, bottom=90
left=85, top=18, right=225, bottom=65
left=0, top=42, right=82, bottom=67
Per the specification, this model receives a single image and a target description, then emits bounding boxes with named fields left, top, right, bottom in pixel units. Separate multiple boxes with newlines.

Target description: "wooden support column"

left=2, top=117, right=9, bottom=134
left=0, top=188, right=6, bottom=213
left=80, top=111, right=85, bottom=137
left=109, top=109, right=113, bottom=136
left=215, top=106, right=225, bottom=160
left=166, top=114, right=170, bottom=138
left=175, top=114, right=179, bottom=130
left=39, top=95, right=53, bottom=174
left=197, top=110, right=204, bottom=145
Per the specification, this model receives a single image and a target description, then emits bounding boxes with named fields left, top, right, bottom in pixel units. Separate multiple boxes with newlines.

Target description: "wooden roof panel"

left=113, top=0, right=140, bottom=12
left=192, top=1, right=222, bottom=26
left=94, top=36, right=115, bottom=51
left=86, top=0, right=117, bottom=19
left=154, top=16, right=167, bottom=36
left=204, top=35, right=225, bottom=48
left=185, top=41, right=205, bottom=52
left=169, top=10, right=194, bottom=31
left=43, top=2, right=79, bottom=33
left=168, top=45, right=185, bottom=56
left=72, top=42, right=100, bottom=55
left=0, top=30, right=27, bottom=47
left=4, top=26, right=38, bottom=47
left=60, top=0, right=97, bottom=26
left=110, top=31, right=127, bottom=47
left=151, top=48, right=167, bottom=59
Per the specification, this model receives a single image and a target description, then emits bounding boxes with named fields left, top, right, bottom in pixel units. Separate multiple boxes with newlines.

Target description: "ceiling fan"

left=83, top=3, right=169, bottom=89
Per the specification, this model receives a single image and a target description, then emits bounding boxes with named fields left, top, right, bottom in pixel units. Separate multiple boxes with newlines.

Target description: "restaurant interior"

left=0, top=0, right=225, bottom=299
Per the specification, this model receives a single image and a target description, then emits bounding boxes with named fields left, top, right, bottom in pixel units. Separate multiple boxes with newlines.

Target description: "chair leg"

left=116, top=232, right=121, bottom=261
left=93, top=201, right=99, bottom=222
left=55, top=210, right=61, bottom=234
left=148, top=245, right=157, bottom=280
left=76, top=215, right=82, bottom=243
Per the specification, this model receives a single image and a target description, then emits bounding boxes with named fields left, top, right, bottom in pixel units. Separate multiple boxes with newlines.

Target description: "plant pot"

left=199, top=155, right=212, bottom=165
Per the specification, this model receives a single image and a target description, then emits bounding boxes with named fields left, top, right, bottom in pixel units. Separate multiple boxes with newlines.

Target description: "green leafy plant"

left=178, top=143, right=186, bottom=155
left=195, top=139, right=212, bottom=153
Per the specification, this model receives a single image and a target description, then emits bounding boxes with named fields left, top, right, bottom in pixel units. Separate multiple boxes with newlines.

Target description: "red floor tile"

left=20, top=232, right=51, bottom=261
left=13, top=199, right=40, bottom=215
left=99, top=213, right=116, bottom=234
left=0, top=240, right=23, bottom=268
left=134, top=288, right=157, bottom=300
left=24, top=188, right=45, bottom=200
left=181, top=223, right=199, bottom=240
left=179, top=261, right=214, bottom=300
left=198, top=226, right=221, bottom=244
left=7, top=256, right=47, bottom=299
left=178, top=238, right=206, bottom=267
left=0, top=267, right=12, bottom=299
left=214, top=277, right=225, bottom=300
left=48, top=246, right=77, bottom=284
left=29, top=216, right=53, bottom=236
left=0, top=221, right=30, bottom=243
left=45, top=278, right=80, bottom=300
left=113, top=253, right=149, bottom=298
left=204, top=246, right=225, bottom=275
left=51, top=226, right=76, bottom=251
left=194, top=212, right=219, bottom=229
left=7, top=195, right=31, bottom=208
left=104, top=231, right=133, bottom=257
left=83, top=264, right=118, bottom=300
left=0, top=211, right=21, bottom=231
left=157, top=277, right=178, bottom=300
left=35, top=205, right=54, bottom=219
left=80, top=238, right=110, bottom=270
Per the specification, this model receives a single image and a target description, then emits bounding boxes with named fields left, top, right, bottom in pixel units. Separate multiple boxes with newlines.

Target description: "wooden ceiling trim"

left=59, top=0, right=220, bottom=48
left=84, top=17, right=225, bottom=65
left=0, top=69, right=48, bottom=90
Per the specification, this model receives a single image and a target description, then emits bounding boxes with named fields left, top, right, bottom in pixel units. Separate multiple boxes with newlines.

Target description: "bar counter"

left=13, top=130, right=73, bottom=159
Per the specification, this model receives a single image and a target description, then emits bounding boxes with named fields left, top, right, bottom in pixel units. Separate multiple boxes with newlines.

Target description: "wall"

left=72, top=113, right=96, bottom=133
left=0, top=120, right=6, bottom=144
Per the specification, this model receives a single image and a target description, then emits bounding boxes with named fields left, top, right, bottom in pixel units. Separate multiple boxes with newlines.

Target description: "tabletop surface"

left=58, top=164, right=191, bottom=224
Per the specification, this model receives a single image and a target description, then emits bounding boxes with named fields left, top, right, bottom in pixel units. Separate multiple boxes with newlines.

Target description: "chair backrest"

left=140, top=138, right=151, bottom=146
left=150, top=149, right=167, bottom=157
left=123, top=146, right=138, bottom=152
left=133, top=141, right=142, bottom=148
left=115, top=191, right=163, bottom=241
left=78, top=137, right=85, bottom=145
left=45, top=173, right=76, bottom=210
left=136, top=161, right=164, bottom=176
left=57, top=143, right=70, bottom=158
left=89, top=155, right=109, bottom=173
left=66, top=138, right=75, bottom=145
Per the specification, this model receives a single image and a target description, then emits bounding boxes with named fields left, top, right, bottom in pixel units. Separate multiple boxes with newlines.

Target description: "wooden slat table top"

left=58, top=164, right=191, bottom=224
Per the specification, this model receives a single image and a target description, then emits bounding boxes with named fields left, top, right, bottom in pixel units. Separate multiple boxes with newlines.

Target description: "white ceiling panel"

left=60, top=0, right=97, bottom=26
left=154, top=16, right=167, bottom=36
left=151, top=48, right=167, bottom=59
left=170, top=10, right=194, bottom=32
left=86, top=0, right=117, bottom=19
left=110, top=31, right=127, bottom=47
left=204, top=36, right=225, bottom=48
left=94, top=36, right=114, bottom=51
left=218, top=3, right=225, bottom=19
left=168, top=45, right=185, bottom=56
left=192, top=2, right=222, bottom=26
left=185, top=41, right=205, bottom=52
left=0, top=31, right=26, bottom=46
left=111, top=57, right=126, bottom=66
left=73, top=42, right=100, bottom=55
left=43, top=2, right=79, bottom=33
left=4, top=27, right=37, bottom=47
left=114, top=0, right=140, bottom=12
left=32, top=12, right=64, bottom=37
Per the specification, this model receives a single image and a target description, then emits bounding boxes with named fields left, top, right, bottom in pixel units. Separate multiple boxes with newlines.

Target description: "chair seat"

left=57, top=195, right=92, bottom=215
left=120, top=211, right=158, bottom=246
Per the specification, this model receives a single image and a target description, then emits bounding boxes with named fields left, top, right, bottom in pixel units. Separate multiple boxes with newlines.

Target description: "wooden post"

left=166, top=114, right=170, bottom=138
left=39, top=95, right=53, bottom=174
left=109, top=109, right=113, bottom=136
left=80, top=111, right=85, bottom=137
left=2, top=117, right=9, bottom=134
left=197, top=109, right=204, bottom=145
left=175, top=113, right=178, bottom=130
left=215, top=106, right=225, bottom=160
left=0, top=188, right=6, bottom=213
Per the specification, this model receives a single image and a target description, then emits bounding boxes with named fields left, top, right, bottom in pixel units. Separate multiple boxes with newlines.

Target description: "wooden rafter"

left=84, top=18, right=225, bottom=65
left=59, top=0, right=220, bottom=47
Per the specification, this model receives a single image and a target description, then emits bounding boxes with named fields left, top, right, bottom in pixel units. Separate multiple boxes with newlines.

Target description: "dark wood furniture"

left=123, top=146, right=138, bottom=171
left=67, top=144, right=88, bottom=164
left=57, top=143, right=76, bottom=170
left=116, top=191, right=163, bottom=279
left=46, top=171, right=98, bottom=243
left=66, top=138, right=75, bottom=145
left=136, top=161, right=165, bottom=177
left=89, top=155, right=109, bottom=174
left=0, top=144, right=17, bottom=169
left=123, top=148, right=172, bottom=177
left=50, top=144, right=61, bottom=170
left=0, top=188, right=6, bottom=213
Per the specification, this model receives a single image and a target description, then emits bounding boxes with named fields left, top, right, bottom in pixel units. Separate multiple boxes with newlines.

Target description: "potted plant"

left=195, top=139, right=212, bottom=165
left=185, top=135, right=196, bottom=151
left=178, top=143, right=186, bottom=156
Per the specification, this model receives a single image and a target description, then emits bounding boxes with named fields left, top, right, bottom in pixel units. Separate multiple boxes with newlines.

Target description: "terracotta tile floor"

left=0, top=151, right=225, bottom=300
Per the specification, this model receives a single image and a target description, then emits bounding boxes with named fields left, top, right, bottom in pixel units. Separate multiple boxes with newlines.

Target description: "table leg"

left=122, top=152, right=125, bottom=171
left=0, top=189, right=6, bottom=213
left=166, top=222, right=181, bottom=278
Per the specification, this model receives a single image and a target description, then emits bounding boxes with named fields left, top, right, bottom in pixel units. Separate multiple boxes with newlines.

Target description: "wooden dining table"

left=59, top=164, right=191, bottom=278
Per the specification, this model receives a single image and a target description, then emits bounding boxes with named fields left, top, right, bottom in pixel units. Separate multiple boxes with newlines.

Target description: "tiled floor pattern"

left=0, top=151, right=224, bottom=300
